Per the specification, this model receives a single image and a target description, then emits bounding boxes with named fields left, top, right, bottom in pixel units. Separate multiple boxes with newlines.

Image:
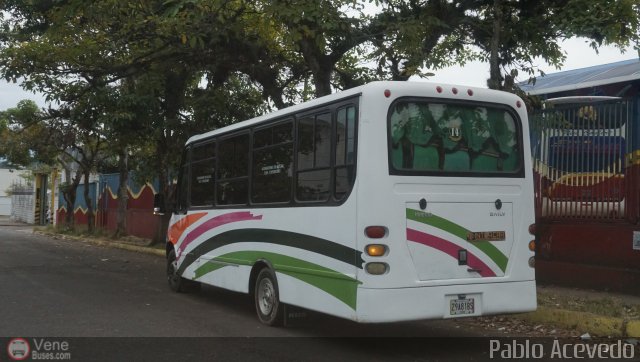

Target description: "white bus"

left=157, top=81, right=537, bottom=325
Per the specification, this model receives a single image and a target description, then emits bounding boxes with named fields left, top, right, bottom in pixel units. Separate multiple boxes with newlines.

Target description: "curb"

left=34, top=230, right=165, bottom=257
left=520, top=306, right=639, bottom=337
left=628, top=321, right=640, bottom=337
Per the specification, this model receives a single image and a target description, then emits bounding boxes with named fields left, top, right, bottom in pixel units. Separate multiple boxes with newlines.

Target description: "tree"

left=0, top=100, right=58, bottom=166
left=465, top=0, right=640, bottom=90
left=371, top=0, right=640, bottom=93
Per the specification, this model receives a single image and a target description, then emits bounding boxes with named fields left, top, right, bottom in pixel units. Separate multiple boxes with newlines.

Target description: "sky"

left=0, top=79, right=47, bottom=111
left=426, top=38, right=638, bottom=88
left=0, top=37, right=637, bottom=111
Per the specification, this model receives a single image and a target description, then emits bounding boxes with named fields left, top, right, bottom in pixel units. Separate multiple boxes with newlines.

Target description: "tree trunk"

left=83, top=170, right=95, bottom=234
left=487, top=0, right=503, bottom=90
left=62, top=168, right=82, bottom=231
left=114, top=148, right=129, bottom=238
left=149, top=68, right=187, bottom=245
left=62, top=189, right=75, bottom=229
left=150, top=150, right=169, bottom=246
left=313, top=60, right=333, bottom=97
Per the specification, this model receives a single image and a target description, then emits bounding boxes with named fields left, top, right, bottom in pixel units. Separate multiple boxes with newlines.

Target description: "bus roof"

left=187, top=84, right=365, bottom=145
left=186, top=81, right=524, bottom=145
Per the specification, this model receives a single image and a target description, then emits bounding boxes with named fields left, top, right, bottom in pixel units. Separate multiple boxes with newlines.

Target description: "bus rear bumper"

left=354, top=280, right=536, bottom=323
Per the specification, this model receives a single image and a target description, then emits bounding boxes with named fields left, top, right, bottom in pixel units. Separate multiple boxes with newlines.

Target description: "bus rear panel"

left=353, top=83, right=536, bottom=322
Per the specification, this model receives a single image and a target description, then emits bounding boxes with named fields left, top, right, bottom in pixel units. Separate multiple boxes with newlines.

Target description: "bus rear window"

left=389, top=100, right=522, bottom=176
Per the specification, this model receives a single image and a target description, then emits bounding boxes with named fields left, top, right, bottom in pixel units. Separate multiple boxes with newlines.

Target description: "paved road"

left=0, top=224, right=508, bottom=361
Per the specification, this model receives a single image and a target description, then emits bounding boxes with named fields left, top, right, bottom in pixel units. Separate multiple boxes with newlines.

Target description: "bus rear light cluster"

left=528, top=223, right=536, bottom=235
left=528, top=257, right=535, bottom=268
left=366, top=262, right=388, bottom=275
left=365, top=226, right=387, bottom=239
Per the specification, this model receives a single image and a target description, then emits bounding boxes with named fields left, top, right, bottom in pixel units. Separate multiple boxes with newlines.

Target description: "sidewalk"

left=0, top=215, right=28, bottom=226
left=521, top=284, right=640, bottom=337
left=33, top=226, right=165, bottom=257
left=29, top=226, right=640, bottom=337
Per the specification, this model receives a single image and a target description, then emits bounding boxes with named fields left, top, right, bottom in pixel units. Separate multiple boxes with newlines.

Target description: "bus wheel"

left=254, top=268, right=284, bottom=326
left=167, top=250, right=200, bottom=293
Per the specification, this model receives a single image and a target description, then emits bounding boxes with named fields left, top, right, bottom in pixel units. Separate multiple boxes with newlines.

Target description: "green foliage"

left=0, top=99, right=57, bottom=166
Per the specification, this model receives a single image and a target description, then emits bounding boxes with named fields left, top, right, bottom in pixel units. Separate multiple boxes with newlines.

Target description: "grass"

left=537, top=289, right=640, bottom=320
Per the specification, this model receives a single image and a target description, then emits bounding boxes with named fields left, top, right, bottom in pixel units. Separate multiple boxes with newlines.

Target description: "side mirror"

left=153, top=193, right=165, bottom=216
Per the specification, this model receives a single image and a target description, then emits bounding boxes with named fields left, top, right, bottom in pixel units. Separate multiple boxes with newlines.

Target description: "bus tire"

left=167, top=250, right=200, bottom=293
left=254, top=268, right=284, bottom=326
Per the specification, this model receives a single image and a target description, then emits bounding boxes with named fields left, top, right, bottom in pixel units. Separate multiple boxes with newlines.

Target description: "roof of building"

left=519, top=58, right=640, bottom=95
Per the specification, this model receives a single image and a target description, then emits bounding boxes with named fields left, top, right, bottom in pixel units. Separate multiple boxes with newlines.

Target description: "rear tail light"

left=528, top=240, right=536, bottom=252
left=528, top=223, right=536, bottom=235
left=365, top=226, right=387, bottom=239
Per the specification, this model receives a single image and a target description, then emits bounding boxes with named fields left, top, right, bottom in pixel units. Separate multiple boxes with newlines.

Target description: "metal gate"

left=529, top=99, right=632, bottom=221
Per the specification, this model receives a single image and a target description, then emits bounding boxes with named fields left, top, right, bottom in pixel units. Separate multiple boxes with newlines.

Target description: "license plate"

left=450, top=297, right=475, bottom=315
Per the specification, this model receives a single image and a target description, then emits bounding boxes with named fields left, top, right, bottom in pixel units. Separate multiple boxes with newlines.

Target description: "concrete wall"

left=11, top=187, right=34, bottom=224
left=0, top=196, right=10, bottom=215
left=0, top=168, right=30, bottom=216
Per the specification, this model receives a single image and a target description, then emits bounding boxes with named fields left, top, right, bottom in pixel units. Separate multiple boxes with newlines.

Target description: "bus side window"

left=190, top=141, right=216, bottom=207
left=217, top=133, right=249, bottom=206
left=252, top=121, right=294, bottom=204
left=296, top=113, right=331, bottom=202
left=335, top=106, right=356, bottom=200
left=176, top=148, right=190, bottom=213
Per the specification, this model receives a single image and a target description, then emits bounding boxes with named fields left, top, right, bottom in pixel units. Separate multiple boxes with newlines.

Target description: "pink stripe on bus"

left=177, top=212, right=262, bottom=260
left=406, top=228, right=497, bottom=278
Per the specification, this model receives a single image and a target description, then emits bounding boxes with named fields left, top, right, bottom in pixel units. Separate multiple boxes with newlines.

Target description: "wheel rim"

left=257, top=277, right=276, bottom=316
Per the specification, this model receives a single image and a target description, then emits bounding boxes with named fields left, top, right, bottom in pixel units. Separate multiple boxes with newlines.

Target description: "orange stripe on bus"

left=168, top=212, right=208, bottom=244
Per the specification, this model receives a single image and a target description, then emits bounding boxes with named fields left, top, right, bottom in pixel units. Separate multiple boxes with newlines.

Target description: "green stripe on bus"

left=193, top=251, right=360, bottom=310
left=193, top=260, right=226, bottom=279
left=406, top=209, right=508, bottom=272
